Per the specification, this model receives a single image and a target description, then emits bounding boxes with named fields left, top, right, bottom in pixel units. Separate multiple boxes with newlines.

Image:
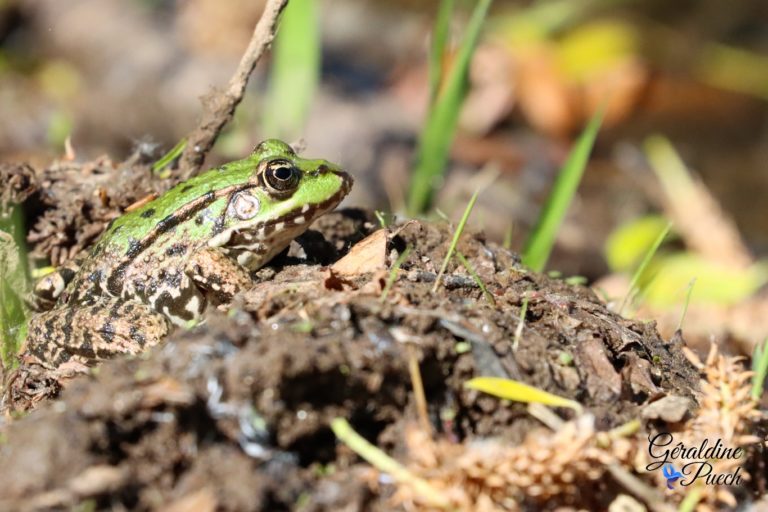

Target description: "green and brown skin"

left=23, top=140, right=352, bottom=374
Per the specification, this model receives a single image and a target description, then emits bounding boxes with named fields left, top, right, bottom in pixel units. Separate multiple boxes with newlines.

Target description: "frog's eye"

left=264, top=159, right=300, bottom=194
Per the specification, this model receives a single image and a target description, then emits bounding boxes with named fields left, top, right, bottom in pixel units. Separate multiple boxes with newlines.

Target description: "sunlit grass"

left=522, top=108, right=603, bottom=272
left=0, top=206, right=30, bottom=368
left=752, top=338, right=768, bottom=402
left=619, top=222, right=672, bottom=315
left=407, top=0, right=493, bottom=215
left=330, top=418, right=448, bottom=508
left=380, top=245, right=412, bottom=303
left=432, top=188, right=480, bottom=293
left=262, top=0, right=320, bottom=139
left=465, top=376, right=583, bottom=413
left=456, top=251, right=495, bottom=305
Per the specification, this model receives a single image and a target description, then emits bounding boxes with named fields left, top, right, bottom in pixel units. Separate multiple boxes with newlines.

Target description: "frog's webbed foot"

left=185, top=247, right=254, bottom=306
left=2, top=362, right=61, bottom=413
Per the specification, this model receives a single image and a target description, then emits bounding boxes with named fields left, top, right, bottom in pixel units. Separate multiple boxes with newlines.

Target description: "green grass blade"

left=751, top=338, right=768, bottom=401
left=262, top=0, right=320, bottom=139
left=152, top=138, right=187, bottom=175
left=522, top=108, right=603, bottom=272
left=432, top=189, right=480, bottom=293
left=428, top=0, right=455, bottom=106
left=456, top=251, right=495, bottom=305
left=407, top=0, right=493, bottom=215
left=330, top=418, right=449, bottom=508
left=0, top=206, right=30, bottom=368
left=619, top=222, right=671, bottom=314
left=380, top=245, right=412, bottom=302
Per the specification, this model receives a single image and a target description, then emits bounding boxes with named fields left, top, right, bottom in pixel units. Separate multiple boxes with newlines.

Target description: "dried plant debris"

left=0, top=163, right=37, bottom=208
left=393, top=416, right=638, bottom=511
left=661, top=345, right=765, bottom=511
left=4, top=149, right=172, bottom=267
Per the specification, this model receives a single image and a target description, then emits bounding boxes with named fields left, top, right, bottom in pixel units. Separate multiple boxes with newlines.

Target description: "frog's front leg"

left=185, top=247, right=254, bottom=306
left=23, top=296, right=171, bottom=371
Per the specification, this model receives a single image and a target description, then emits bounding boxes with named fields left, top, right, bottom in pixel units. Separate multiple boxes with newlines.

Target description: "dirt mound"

left=0, top=209, right=702, bottom=510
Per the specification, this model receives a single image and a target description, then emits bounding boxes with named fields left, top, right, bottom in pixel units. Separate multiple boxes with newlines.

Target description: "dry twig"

left=179, top=0, right=289, bottom=177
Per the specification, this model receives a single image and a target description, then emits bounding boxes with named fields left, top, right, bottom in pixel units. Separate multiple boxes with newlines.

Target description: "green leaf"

left=407, top=0, right=493, bottom=215
left=465, top=376, right=583, bottom=412
left=522, top=108, right=603, bottom=272
left=262, top=0, right=320, bottom=139
left=641, top=253, right=768, bottom=307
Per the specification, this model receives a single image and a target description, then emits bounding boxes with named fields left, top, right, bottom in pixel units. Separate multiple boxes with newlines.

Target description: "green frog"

left=21, top=139, right=352, bottom=377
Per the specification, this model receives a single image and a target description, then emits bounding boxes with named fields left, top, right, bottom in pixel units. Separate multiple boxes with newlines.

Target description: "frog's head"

left=211, top=139, right=353, bottom=269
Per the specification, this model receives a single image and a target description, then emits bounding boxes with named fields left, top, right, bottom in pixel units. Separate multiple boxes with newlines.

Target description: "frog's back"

left=93, top=162, right=253, bottom=257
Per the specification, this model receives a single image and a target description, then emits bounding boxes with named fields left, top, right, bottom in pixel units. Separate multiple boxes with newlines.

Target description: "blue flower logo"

left=663, top=463, right=683, bottom=489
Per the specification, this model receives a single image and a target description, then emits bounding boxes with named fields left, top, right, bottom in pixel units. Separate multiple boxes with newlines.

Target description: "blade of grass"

left=512, top=294, right=529, bottom=350
left=407, top=0, right=493, bottom=215
left=522, top=108, right=603, bottom=272
left=429, top=0, right=455, bottom=106
left=676, top=278, right=696, bottom=331
left=406, top=344, right=432, bottom=435
left=330, top=418, right=449, bottom=508
left=456, top=251, right=495, bottom=305
left=502, top=223, right=513, bottom=249
left=0, top=207, right=30, bottom=368
left=619, top=222, right=672, bottom=315
left=262, top=0, right=320, bottom=139
left=151, top=138, right=187, bottom=175
left=432, top=189, right=479, bottom=293
left=465, top=376, right=583, bottom=412
left=380, top=245, right=412, bottom=302
left=751, top=338, right=768, bottom=401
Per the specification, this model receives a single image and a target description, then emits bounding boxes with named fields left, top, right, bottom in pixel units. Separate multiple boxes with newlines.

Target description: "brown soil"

left=0, top=157, right=706, bottom=510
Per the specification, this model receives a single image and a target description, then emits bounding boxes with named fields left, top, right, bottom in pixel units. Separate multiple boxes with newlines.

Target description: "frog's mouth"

left=267, top=169, right=353, bottom=228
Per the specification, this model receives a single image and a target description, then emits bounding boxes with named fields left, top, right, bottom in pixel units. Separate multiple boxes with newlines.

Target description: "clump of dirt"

left=0, top=189, right=707, bottom=510
left=0, top=146, right=180, bottom=266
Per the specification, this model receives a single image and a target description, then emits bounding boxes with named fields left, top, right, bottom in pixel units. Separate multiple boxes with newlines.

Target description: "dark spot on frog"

left=101, top=322, right=116, bottom=343
left=141, top=208, right=156, bottom=219
left=96, top=348, right=114, bottom=359
left=195, top=214, right=205, bottom=225
left=126, top=238, right=141, bottom=257
left=130, top=326, right=146, bottom=347
left=165, top=243, right=188, bottom=257
left=61, top=267, right=78, bottom=282
left=212, top=214, right=226, bottom=235
left=181, top=185, right=194, bottom=193
left=88, top=270, right=103, bottom=283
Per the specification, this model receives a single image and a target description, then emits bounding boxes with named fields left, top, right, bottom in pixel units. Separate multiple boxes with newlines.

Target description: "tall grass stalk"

left=407, top=0, right=493, bottom=215
left=262, top=0, right=320, bottom=139
left=522, top=109, right=603, bottom=272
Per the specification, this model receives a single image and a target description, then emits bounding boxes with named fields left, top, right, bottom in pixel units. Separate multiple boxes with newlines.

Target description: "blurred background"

left=1, top=0, right=767, bottom=350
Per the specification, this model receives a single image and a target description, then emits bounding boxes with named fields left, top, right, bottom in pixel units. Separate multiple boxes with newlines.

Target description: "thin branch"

left=178, top=0, right=289, bottom=177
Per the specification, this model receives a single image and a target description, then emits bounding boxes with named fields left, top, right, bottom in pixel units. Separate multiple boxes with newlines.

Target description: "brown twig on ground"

left=178, top=0, right=289, bottom=178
